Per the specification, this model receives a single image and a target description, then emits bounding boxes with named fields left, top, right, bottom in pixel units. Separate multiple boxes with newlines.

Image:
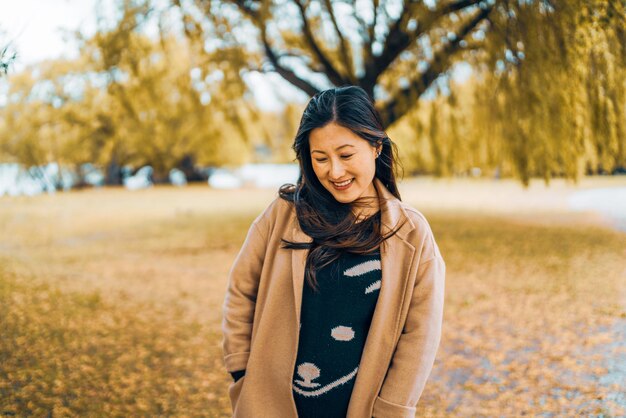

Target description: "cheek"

left=355, top=158, right=376, bottom=178
left=369, top=159, right=377, bottom=175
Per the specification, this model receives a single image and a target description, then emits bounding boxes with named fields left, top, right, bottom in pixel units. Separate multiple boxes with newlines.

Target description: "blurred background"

left=0, top=0, right=624, bottom=416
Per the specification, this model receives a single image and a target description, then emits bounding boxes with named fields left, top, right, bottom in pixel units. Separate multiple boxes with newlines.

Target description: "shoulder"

left=398, top=201, right=431, bottom=228
left=397, top=200, right=443, bottom=263
left=251, top=195, right=295, bottom=236
left=254, top=195, right=294, bottom=223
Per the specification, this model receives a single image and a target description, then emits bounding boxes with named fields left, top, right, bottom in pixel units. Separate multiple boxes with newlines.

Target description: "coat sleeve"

left=221, top=212, right=270, bottom=374
left=373, top=232, right=446, bottom=418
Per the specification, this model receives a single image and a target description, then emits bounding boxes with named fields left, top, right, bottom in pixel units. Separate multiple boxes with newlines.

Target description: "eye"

left=314, top=158, right=328, bottom=163
left=341, top=154, right=354, bottom=159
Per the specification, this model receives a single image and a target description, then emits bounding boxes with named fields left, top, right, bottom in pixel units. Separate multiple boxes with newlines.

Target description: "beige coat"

left=221, top=177, right=446, bottom=417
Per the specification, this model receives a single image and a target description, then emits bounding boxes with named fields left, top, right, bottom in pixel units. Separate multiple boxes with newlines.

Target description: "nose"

left=329, top=159, right=346, bottom=180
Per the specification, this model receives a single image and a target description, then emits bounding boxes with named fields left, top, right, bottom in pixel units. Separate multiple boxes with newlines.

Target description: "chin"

left=332, top=195, right=354, bottom=204
left=328, top=190, right=358, bottom=204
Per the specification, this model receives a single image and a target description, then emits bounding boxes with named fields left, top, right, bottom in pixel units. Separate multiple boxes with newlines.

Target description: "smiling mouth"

left=331, top=178, right=354, bottom=189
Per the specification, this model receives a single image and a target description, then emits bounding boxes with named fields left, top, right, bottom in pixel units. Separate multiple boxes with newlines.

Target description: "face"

left=309, top=122, right=381, bottom=209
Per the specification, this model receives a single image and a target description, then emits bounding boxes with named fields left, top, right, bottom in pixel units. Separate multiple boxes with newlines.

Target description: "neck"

left=352, top=182, right=380, bottom=222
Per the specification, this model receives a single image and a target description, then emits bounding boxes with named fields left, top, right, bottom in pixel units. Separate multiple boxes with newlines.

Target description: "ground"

left=0, top=176, right=624, bottom=417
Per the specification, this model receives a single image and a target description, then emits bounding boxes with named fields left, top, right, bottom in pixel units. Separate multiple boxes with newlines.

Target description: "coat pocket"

left=228, top=376, right=246, bottom=414
left=372, top=394, right=416, bottom=418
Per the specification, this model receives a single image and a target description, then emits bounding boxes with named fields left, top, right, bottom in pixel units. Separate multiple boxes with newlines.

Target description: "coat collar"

left=373, top=176, right=415, bottom=240
left=290, top=177, right=414, bottom=242
left=289, top=177, right=418, bottom=416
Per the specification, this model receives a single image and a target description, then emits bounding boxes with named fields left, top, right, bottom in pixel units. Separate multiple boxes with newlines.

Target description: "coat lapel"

left=291, top=220, right=311, bottom=322
left=347, top=178, right=416, bottom=416
left=288, top=178, right=417, bottom=416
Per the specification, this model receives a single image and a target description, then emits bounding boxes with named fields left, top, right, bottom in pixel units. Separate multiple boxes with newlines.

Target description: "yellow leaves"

left=487, top=350, right=506, bottom=365
left=447, top=353, right=476, bottom=369
left=417, top=202, right=626, bottom=416
left=470, top=381, right=499, bottom=398
left=0, top=266, right=230, bottom=415
left=582, top=332, right=614, bottom=347
left=2, top=182, right=626, bottom=416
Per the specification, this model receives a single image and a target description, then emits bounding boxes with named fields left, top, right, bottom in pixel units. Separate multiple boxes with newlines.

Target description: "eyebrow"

left=311, top=144, right=355, bottom=154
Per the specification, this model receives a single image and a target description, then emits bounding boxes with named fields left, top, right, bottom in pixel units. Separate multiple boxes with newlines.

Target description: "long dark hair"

left=279, top=85, right=405, bottom=293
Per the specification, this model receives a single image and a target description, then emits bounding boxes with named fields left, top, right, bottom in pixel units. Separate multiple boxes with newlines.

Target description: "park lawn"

left=0, top=178, right=624, bottom=417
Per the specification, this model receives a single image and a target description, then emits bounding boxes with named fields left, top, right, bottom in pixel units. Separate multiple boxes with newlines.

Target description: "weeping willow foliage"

left=418, top=0, right=625, bottom=186
left=492, top=0, right=625, bottom=185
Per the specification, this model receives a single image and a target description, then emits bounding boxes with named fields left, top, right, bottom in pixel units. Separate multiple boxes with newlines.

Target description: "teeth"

left=333, top=179, right=353, bottom=187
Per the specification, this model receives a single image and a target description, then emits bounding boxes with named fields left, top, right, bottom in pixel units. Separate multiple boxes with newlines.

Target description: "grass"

left=0, top=177, right=625, bottom=417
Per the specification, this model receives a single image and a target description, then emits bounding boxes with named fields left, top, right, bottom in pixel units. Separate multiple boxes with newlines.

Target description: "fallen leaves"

left=1, top=183, right=624, bottom=416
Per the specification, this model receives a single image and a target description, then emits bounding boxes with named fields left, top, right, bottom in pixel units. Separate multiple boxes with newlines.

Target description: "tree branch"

left=377, top=3, right=494, bottom=127
left=364, top=0, right=484, bottom=86
left=229, top=0, right=261, bottom=21
left=260, top=27, right=320, bottom=97
left=322, top=0, right=356, bottom=83
left=362, top=0, right=411, bottom=86
left=293, top=0, right=347, bottom=86
left=227, top=0, right=320, bottom=96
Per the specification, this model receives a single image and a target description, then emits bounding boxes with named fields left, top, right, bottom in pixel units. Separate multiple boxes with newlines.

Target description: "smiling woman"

left=221, top=85, right=446, bottom=418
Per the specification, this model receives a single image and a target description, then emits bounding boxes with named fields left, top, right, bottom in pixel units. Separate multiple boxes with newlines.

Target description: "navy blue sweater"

left=291, top=246, right=382, bottom=418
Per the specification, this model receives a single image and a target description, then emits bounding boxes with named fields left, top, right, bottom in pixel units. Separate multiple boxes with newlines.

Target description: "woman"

left=221, top=85, right=446, bottom=418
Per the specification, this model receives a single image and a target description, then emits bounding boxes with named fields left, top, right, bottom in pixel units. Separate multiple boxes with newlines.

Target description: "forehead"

left=309, top=123, right=368, bottom=150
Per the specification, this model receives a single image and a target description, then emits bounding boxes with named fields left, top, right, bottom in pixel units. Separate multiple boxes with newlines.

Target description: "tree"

left=74, top=0, right=257, bottom=183
left=0, top=44, right=16, bottom=75
left=173, top=0, right=625, bottom=185
left=0, top=58, right=104, bottom=175
left=0, top=1, right=259, bottom=184
left=174, top=0, right=501, bottom=127
left=0, top=27, right=17, bottom=76
left=467, top=0, right=626, bottom=184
